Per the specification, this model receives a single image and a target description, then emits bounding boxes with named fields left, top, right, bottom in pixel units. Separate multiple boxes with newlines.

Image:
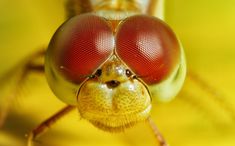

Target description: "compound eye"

left=116, top=15, right=180, bottom=84
left=48, top=14, right=114, bottom=83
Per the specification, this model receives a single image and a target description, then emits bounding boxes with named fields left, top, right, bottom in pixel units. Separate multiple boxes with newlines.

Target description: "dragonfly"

left=0, top=0, right=234, bottom=146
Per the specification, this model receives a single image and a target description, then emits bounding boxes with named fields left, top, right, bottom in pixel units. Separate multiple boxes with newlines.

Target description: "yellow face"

left=77, top=55, right=151, bottom=132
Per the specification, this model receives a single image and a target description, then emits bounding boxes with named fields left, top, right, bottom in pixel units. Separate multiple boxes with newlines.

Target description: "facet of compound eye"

left=45, top=14, right=114, bottom=105
left=116, top=15, right=180, bottom=85
left=49, top=14, right=114, bottom=84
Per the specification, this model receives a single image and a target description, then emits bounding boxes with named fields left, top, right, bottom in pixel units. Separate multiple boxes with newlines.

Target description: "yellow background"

left=0, top=0, right=235, bottom=146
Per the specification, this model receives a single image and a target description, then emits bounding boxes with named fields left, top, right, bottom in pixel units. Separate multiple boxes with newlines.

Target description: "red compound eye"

left=116, top=15, right=180, bottom=84
left=49, top=14, right=114, bottom=83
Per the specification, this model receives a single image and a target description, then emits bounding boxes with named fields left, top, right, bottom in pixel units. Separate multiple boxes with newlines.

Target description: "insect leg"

left=27, top=105, right=76, bottom=146
left=187, top=70, right=235, bottom=120
left=147, top=117, right=169, bottom=146
left=0, top=49, right=45, bottom=127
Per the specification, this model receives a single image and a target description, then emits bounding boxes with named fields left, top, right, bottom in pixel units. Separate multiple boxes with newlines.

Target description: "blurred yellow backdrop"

left=0, top=0, right=235, bottom=146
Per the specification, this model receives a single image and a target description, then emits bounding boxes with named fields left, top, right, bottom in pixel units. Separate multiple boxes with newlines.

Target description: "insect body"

left=45, top=12, right=185, bottom=132
left=31, top=0, right=186, bottom=145
left=1, top=0, right=187, bottom=146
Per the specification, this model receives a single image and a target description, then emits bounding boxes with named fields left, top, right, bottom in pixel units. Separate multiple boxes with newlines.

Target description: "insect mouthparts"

left=105, top=80, right=120, bottom=88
